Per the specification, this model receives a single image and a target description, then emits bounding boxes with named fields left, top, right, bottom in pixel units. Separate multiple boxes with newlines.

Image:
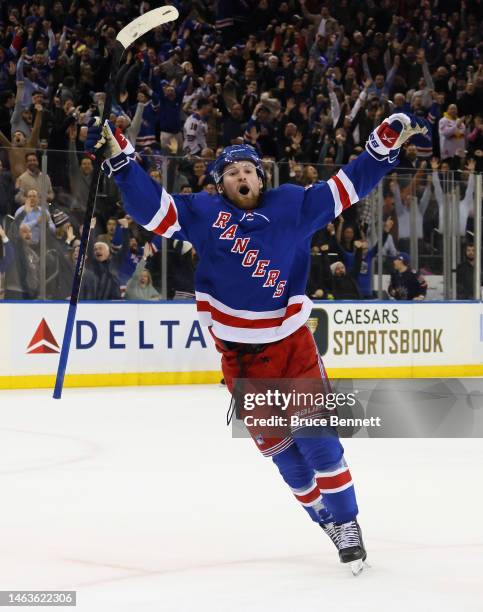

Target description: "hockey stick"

left=53, top=6, right=179, bottom=399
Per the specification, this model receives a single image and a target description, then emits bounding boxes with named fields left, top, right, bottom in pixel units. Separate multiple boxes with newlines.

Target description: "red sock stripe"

left=331, top=175, right=351, bottom=210
left=294, top=486, right=321, bottom=505
left=316, top=469, right=352, bottom=491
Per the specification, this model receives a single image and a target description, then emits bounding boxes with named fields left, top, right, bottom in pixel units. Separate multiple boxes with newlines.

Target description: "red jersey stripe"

left=331, top=175, right=351, bottom=210
left=153, top=201, right=178, bottom=236
left=196, top=300, right=303, bottom=329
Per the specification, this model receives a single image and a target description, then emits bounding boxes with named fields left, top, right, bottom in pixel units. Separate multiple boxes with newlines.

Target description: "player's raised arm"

left=85, top=119, right=193, bottom=241
left=299, top=113, right=428, bottom=236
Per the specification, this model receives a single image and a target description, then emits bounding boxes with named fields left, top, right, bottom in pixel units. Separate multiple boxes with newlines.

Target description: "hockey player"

left=86, top=112, right=426, bottom=575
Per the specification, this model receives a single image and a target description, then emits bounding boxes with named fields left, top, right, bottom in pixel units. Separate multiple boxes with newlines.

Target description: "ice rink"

left=0, top=384, right=482, bottom=612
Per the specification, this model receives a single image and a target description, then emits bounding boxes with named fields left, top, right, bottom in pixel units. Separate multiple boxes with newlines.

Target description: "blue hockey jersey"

left=111, top=152, right=396, bottom=343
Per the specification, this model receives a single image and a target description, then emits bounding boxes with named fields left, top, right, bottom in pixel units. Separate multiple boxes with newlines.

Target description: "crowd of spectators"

left=0, top=0, right=482, bottom=301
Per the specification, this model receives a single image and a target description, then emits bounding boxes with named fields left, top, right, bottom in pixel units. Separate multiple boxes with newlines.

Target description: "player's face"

left=220, top=162, right=262, bottom=210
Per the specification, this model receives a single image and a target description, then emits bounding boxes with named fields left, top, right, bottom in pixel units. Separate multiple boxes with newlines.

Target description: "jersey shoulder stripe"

left=143, top=186, right=181, bottom=237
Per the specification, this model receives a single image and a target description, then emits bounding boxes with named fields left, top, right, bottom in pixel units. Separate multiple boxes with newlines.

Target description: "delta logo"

left=24, top=318, right=206, bottom=353
left=26, top=319, right=60, bottom=354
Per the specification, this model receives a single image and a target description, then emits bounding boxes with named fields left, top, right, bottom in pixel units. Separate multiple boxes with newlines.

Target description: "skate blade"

left=350, top=559, right=368, bottom=576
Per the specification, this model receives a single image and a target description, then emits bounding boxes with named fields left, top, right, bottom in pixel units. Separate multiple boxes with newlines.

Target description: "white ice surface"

left=0, top=385, right=482, bottom=612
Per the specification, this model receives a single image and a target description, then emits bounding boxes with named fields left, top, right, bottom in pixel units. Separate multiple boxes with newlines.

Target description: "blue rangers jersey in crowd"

left=107, top=152, right=397, bottom=343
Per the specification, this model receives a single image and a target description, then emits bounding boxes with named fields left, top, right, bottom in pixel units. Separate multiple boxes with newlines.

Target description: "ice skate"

left=320, top=521, right=339, bottom=550
left=336, top=520, right=367, bottom=576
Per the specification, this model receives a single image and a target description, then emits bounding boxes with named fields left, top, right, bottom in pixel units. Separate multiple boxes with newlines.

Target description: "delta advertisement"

left=0, top=301, right=482, bottom=388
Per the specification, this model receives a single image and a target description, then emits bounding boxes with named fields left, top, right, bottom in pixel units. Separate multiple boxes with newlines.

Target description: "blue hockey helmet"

left=211, top=144, right=265, bottom=188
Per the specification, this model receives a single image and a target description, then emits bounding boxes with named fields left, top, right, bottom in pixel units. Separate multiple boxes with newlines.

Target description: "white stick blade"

left=116, top=6, right=179, bottom=48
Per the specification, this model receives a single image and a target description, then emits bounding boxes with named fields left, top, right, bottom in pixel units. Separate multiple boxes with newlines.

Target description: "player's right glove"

left=366, top=113, right=428, bottom=163
left=85, top=118, right=135, bottom=177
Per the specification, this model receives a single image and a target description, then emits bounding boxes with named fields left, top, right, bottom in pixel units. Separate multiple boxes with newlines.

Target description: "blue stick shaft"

left=53, top=42, right=124, bottom=399
left=53, top=302, right=77, bottom=398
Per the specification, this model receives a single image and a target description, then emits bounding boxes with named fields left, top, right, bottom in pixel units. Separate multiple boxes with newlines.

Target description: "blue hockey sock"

left=295, top=432, right=359, bottom=524
left=271, top=444, right=334, bottom=523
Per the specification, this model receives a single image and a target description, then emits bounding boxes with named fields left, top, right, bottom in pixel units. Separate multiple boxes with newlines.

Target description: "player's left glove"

left=366, top=113, right=428, bottom=163
left=85, top=118, right=135, bottom=177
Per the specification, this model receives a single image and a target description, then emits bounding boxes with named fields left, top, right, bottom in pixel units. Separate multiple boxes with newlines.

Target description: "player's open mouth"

left=239, top=185, right=250, bottom=195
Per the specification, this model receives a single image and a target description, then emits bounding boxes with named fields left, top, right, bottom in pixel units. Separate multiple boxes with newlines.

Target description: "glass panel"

left=454, top=169, right=477, bottom=300
left=0, top=144, right=478, bottom=304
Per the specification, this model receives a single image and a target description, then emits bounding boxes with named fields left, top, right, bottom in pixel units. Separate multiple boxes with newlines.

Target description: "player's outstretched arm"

left=85, top=119, right=190, bottom=240
left=300, top=113, right=428, bottom=235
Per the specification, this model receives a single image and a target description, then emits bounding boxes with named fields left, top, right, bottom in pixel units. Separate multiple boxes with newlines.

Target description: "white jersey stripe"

left=337, top=169, right=359, bottom=205
left=144, top=187, right=172, bottom=231
left=327, top=178, right=342, bottom=217
left=195, top=291, right=309, bottom=320
left=203, top=297, right=313, bottom=343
